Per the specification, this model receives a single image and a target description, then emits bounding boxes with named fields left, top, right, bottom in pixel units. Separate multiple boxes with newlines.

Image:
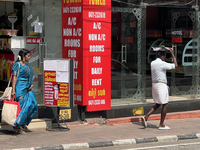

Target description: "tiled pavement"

left=1, top=110, right=200, bottom=150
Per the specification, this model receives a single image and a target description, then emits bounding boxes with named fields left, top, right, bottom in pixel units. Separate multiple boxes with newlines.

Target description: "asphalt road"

left=80, top=138, right=200, bottom=150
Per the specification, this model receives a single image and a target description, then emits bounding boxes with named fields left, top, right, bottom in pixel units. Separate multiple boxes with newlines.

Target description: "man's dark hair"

left=156, top=51, right=166, bottom=58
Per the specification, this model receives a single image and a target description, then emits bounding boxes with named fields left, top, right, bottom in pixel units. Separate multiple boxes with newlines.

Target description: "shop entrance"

left=0, top=1, right=23, bottom=92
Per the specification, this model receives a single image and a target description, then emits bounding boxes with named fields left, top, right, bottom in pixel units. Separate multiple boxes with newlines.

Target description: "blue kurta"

left=12, top=62, right=37, bottom=128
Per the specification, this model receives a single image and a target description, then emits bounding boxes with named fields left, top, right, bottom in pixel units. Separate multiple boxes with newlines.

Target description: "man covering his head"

left=141, top=46, right=178, bottom=130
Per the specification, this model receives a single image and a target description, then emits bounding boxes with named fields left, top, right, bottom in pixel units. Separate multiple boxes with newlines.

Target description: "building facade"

left=1, top=0, right=200, bottom=119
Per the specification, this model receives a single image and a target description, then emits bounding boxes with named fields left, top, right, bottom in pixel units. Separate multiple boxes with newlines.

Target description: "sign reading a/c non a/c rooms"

left=62, top=0, right=111, bottom=112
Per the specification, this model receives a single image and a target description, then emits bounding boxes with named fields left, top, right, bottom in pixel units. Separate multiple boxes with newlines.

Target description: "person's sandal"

left=21, top=125, right=31, bottom=132
left=14, top=127, right=26, bottom=134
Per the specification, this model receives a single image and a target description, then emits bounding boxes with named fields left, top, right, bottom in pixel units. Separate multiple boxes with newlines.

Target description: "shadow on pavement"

left=0, top=130, right=17, bottom=135
left=132, top=121, right=158, bottom=129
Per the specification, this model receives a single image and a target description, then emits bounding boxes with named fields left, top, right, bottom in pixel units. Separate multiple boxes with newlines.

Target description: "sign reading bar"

left=43, top=59, right=74, bottom=108
left=62, top=0, right=111, bottom=111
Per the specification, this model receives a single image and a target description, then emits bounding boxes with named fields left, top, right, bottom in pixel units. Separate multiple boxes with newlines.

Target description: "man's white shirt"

left=151, top=58, right=175, bottom=84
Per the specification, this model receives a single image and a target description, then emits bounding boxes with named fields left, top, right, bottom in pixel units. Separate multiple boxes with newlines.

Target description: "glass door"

left=23, top=0, right=45, bottom=104
left=111, top=7, right=146, bottom=105
left=23, top=0, right=63, bottom=105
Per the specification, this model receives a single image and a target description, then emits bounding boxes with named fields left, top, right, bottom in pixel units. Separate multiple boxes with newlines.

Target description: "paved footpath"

left=1, top=111, right=200, bottom=150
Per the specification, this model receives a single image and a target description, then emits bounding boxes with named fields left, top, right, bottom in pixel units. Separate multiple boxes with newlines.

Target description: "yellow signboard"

left=59, top=109, right=71, bottom=120
left=133, top=107, right=144, bottom=116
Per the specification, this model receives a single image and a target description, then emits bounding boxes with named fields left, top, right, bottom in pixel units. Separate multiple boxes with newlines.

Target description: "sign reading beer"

left=62, top=0, right=111, bottom=111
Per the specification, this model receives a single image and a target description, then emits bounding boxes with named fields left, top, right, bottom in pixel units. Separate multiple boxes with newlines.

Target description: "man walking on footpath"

left=141, top=46, right=178, bottom=130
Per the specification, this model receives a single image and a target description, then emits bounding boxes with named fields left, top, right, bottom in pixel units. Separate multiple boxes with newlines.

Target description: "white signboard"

left=11, top=37, right=25, bottom=49
left=44, top=60, right=58, bottom=71
left=44, top=59, right=70, bottom=83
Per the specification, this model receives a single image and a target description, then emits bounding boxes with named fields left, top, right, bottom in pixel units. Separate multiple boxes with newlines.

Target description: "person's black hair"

left=16, top=49, right=30, bottom=62
left=156, top=51, right=166, bottom=58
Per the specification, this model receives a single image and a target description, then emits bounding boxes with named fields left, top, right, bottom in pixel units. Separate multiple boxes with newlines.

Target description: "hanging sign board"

left=43, top=59, right=74, bottom=108
left=26, top=37, right=41, bottom=44
left=172, top=29, right=182, bottom=43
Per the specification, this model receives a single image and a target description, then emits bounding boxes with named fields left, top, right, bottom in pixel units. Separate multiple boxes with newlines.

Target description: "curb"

left=106, top=110, right=200, bottom=124
left=8, top=133, right=200, bottom=150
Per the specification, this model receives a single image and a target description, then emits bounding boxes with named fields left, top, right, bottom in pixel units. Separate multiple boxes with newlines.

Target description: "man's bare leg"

left=144, top=103, right=161, bottom=121
left=159, top=103, right=168, bottom=127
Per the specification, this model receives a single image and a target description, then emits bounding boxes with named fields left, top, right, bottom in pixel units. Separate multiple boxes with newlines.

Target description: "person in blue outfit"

left=11, top=49, right=37, bottom=134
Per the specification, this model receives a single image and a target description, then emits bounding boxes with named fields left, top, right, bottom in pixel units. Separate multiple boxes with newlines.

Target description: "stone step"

left=0, top=118, right=52, bottom=131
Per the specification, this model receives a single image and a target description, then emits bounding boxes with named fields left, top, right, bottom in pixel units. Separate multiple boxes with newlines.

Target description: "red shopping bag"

left=1, top=96, right=21, bottom=126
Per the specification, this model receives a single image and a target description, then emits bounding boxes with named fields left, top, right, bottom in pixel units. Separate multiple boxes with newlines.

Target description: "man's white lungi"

left=152, top=83, right=168, bottom=104
left=151, top=58, right=175, bottom=104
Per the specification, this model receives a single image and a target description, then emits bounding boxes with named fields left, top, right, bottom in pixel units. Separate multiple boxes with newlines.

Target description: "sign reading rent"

left=62, top=0, right=111, bottom=111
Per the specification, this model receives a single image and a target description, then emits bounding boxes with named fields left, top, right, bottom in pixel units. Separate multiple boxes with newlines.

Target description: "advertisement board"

left=0, top=53, right=14, bottom=81
left=62, top=0, right=83, bottom=106
left=62, top=0, right=111, bottom=111
left=43, top=59, right=74, bottom=108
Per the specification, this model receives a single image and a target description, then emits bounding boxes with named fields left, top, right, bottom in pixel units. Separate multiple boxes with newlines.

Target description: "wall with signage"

left=62, top=0, right=111, bottom=111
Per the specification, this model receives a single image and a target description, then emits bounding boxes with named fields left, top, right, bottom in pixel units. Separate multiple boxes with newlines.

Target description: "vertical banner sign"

left=62, top=0, right=111, bottom=111
left=83, top=0, right=111, bottom=111
left=62, top=0, right=83, bottom=106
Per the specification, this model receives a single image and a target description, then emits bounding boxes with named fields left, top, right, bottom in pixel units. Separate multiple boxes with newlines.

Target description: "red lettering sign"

left=62, top=0, right=83, bottom=107
left=30, top=46, right=37, bottom=55
left=26, top=37, right=41, bottom=44
left=122, top=37, right=133, bottom=43
left=44, top=71, right=69, bottom=106
left=172, top=37, right=182, bottom=43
